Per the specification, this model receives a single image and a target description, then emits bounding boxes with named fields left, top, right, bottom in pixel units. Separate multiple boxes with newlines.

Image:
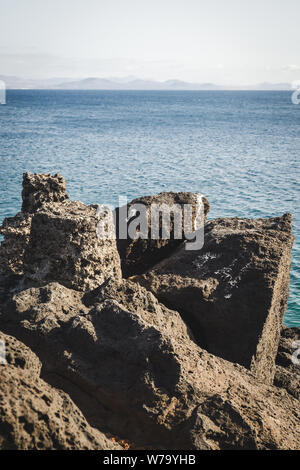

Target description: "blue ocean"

left=0, top=90, right=299, bottom=326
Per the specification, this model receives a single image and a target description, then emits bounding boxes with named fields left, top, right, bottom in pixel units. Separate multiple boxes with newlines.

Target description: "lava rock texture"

left=0, top=173, right=298, bottom=450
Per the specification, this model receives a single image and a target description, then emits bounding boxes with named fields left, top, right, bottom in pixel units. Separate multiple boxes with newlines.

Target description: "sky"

left=0, top=0, right=300, bottom=85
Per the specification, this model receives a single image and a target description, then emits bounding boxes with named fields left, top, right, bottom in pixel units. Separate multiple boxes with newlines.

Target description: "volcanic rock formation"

left=0, top=172, right=298, bottom=451
left=132, top=215, right=294, bottom=384
left=0, top=332, right=121, bottom=450
left=23, top=200, right=121, bottom=291
left=22, top=172, right=69, bottom=213
left=115, top=192, right=209, bottom=277
left=0, top=172, right=69, bottom=277
left=1, top=279, right=300, bottom=449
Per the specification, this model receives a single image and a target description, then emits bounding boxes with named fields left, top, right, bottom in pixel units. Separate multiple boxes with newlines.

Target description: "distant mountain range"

left=0, top=75, right=292, bottom=91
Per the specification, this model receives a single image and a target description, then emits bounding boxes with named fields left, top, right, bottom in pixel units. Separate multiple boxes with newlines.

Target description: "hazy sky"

left=1, top=0, right=300, bottom=84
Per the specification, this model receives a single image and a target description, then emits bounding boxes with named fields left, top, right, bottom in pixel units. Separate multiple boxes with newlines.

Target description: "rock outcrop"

left=2, top=279, right=300, bottom=450
left=0, top=332, right=121, bottom=450
left=0, top=173, right=69, bottom=277
left=0, top=172, right=121, bottom=291
left=275, top=327, right=300, bottom=400
left=115, top=192, right=210, bottom=277
left=0, top=173, right=298, bottom=451
left=22, top=172, right=69, bottom=213
left=23, top=200, right=121, bottom=291
left=132, top=215, right=294, bottom=384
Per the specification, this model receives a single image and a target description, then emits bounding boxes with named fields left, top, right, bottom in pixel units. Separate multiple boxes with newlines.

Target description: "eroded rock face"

left=0, top=174, right=299, bottom=450
left=23, top=201, right=121, bottom=291
left=132, top=215, right=294, bottom=384
left=275, top=327, right=300, bottom=400
left=115, top=192, right=210, bottom=277
left=3, top=279, right=300, bottom=450
left=0, top=331, right=41, bottom=375
left=22, top=172, right=69, bottom=213
left=0, top=332, right=121, bottom=450
left=0, top=172, right=122, bottom=291
left=0, top=173, right=69, bottom=277
left=0, top=212, right=32, bottom=276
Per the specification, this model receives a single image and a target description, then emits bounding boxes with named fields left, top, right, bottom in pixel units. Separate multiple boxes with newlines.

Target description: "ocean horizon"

left=0, top=89, right=299, bottom=326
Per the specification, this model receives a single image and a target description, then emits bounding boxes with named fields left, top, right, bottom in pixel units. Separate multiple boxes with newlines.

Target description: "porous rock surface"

left=2, top=279, right=300, bottom=450
left=275, top=327, right=300, bottom=400
left=115, top=192, right=210, bottom=277
left=22, top=172, right=69, bottom=213
left=0, top=212, right=32, bottom=276
left=23, top=200, right=121, bottom=291
left=1, top=173, right=121, bottom=292
left=0, top=330, right=41, bottom=375
left=0, top=331, right=121, bottom=450
left=0, top=172, right=69, bottom=277
left=0, top=173, right=298, bottom=451
left=132, top=215, right=294, bottom=384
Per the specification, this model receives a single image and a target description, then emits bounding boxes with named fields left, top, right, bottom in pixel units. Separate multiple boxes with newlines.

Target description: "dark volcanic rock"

left=132, top=214, right=294, bottom=384
left=275, top=327, right=300, bottom=399
left=1, top=174, right=299, bottom=450
left=115, top=192, right=209, bottom=277
left=0, top=212, right=32, bottom=276
left=0, top=172, right=122, bottom=291
left=22, top=172, right=69, bottom=213
left=23, top=200, right=121, bottom=291
left=3, top=279, right=300, bottom=450
left=0, top=172, right=69, bottom=276
left=0, top=331, right=121, bottom=450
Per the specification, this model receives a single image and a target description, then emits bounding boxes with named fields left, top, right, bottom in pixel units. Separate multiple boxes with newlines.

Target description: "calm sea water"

left=0, top=90, right=299, bottom=326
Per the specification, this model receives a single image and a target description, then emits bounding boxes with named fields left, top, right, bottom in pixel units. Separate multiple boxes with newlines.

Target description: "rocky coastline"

left=0, top=172, right=299, bottom=450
